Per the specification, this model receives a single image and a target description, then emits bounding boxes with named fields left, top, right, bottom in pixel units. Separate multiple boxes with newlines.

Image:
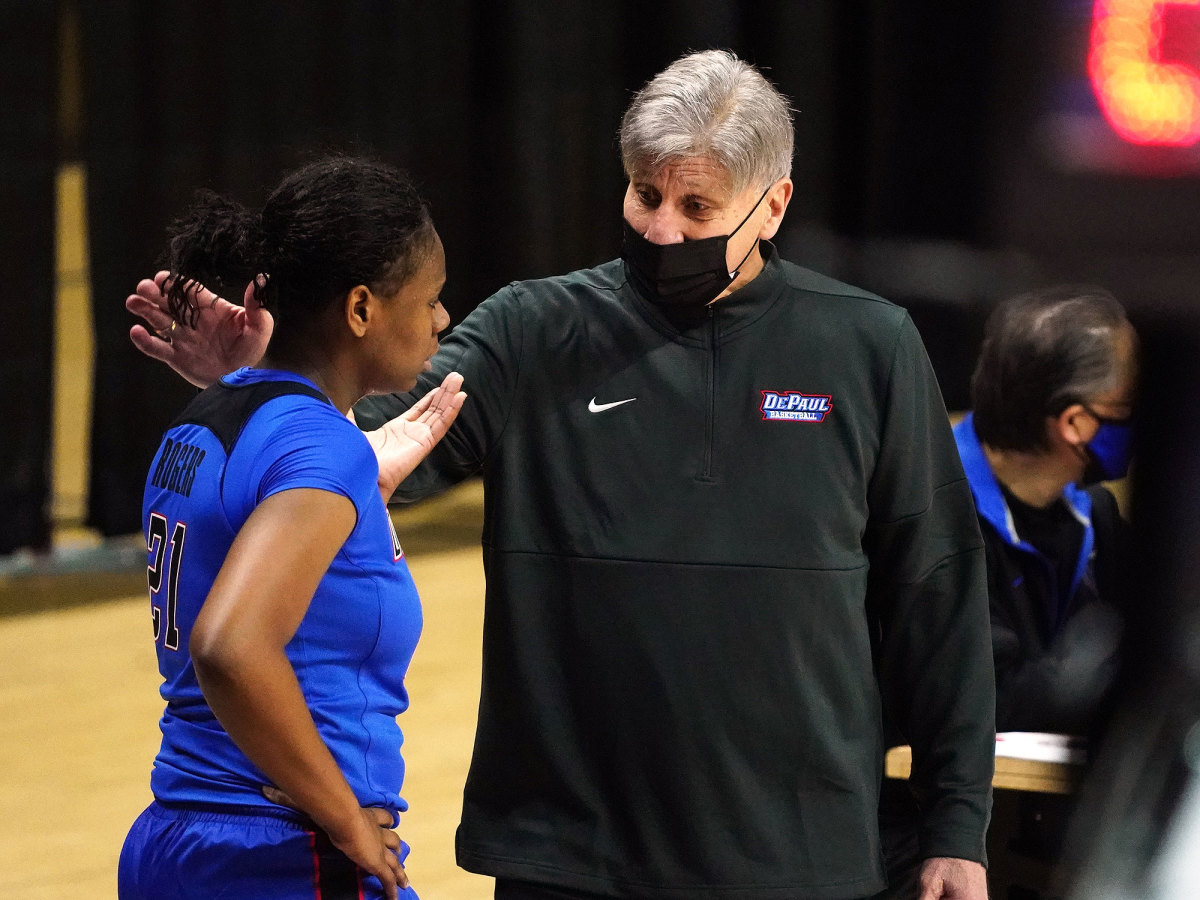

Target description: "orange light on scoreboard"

left=1089, top=0, right=1200, bottom=146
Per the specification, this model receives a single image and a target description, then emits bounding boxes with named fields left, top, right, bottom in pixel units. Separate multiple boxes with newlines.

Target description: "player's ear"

left=345, top=285, right=374, bottom=338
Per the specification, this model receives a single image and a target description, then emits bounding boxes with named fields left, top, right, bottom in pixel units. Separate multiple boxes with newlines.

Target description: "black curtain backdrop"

left=80, top=0, right=1005, bottom=536
left=0, top=1, right=57, bottom=553
left=1055, top=294, right=1200, bottom=893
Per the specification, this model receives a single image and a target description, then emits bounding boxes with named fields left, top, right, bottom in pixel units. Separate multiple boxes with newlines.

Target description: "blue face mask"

left=1081, top=406, right=1134, bottom=483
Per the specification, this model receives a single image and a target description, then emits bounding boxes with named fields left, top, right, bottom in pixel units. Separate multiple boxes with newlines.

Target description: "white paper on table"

left=994, top=732, right=1087, bottom=764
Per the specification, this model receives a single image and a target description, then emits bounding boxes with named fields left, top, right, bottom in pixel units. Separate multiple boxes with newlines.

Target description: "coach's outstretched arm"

left=128, top=271, right=469, bottom=504
left=361, top=371, right=468, bottom=502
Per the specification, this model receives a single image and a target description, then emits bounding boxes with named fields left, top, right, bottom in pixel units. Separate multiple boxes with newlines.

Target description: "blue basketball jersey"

left=141, top=367, right=422, bottom=817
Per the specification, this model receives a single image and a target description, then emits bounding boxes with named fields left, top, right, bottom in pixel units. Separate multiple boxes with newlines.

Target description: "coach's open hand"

left=362, top=372, right=467, bottom=502
left=127, top=271, right=273, bottom=388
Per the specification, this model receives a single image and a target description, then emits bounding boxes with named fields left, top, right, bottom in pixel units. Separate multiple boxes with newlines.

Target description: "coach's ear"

left=758, top=177, right=793, bottom=241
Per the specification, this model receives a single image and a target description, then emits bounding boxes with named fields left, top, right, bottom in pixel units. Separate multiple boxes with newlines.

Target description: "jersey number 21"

left=147, top=512, right=185, bottom=651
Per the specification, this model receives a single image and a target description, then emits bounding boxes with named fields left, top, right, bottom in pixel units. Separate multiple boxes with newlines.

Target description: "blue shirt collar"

left=954, top=412, right=1093, bottom=546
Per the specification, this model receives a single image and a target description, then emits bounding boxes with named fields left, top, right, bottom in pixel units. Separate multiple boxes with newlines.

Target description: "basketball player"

left=118, top=156, right=466, bottom=900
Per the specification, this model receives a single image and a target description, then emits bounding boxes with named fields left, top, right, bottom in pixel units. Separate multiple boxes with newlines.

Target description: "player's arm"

left=190, top=487, right=406, bottom=899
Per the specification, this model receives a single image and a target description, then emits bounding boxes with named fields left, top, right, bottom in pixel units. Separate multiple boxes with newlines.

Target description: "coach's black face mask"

left=622, top=186, right=770, bottom=308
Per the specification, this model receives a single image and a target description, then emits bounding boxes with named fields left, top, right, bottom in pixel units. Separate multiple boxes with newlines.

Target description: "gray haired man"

left=131, top=50, right=995, bottom=900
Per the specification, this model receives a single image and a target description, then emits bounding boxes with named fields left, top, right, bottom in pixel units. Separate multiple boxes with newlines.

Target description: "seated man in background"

left=879, top=284, right=1137, bottom=900
left=962, top=284, right=1135, bottom=740
left=961, top=285, right=1136, bottom=899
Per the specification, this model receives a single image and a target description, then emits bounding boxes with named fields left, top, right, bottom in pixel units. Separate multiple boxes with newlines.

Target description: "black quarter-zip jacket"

left=356, top=244, right=995, bottom=899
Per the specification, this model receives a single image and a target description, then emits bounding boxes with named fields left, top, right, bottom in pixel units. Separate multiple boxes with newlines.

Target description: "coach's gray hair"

left=619, top=49, right=794, bottom=195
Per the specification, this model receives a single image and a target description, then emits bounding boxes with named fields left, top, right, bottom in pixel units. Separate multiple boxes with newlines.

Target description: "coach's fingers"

left=127, top=289, right=174, bottom=332
left=129, top=325, right=176, bottom=363
left=183, top=275, right=224, bottom=311
left=153, top=269, right=229, bottom=313
left=140, top=274, right=172, bottom=308
left=243, top=276, right=274, bottom=332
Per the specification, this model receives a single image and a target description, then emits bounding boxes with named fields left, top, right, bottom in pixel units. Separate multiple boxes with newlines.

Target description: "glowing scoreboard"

left=1043, top=0, right=1200, bottom=171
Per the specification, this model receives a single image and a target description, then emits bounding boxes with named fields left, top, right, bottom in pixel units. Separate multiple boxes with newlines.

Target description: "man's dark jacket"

left=358, top=246, right=996, bottom=898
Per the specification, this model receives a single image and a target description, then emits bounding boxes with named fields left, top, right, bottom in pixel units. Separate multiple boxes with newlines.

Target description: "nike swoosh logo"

left=588, top=396, right=637, bottom=413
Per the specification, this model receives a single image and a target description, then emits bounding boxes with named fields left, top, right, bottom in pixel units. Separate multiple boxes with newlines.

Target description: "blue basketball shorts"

left=118, top=801, right=418, bottom=900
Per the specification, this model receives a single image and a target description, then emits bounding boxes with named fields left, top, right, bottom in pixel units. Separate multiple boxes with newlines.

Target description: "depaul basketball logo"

left=760, top=390, right=833, bottom=422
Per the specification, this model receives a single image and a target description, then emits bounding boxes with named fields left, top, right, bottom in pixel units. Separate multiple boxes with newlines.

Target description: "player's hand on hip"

left=327, top=806, right=408, bottom=900
left=126, top=270, right=273, bottom=388
left=262, top=785, right=408, bottom=898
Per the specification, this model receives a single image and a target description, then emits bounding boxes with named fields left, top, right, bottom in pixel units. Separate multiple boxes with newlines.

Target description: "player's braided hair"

left=164, top=155, right=435, bottom=343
